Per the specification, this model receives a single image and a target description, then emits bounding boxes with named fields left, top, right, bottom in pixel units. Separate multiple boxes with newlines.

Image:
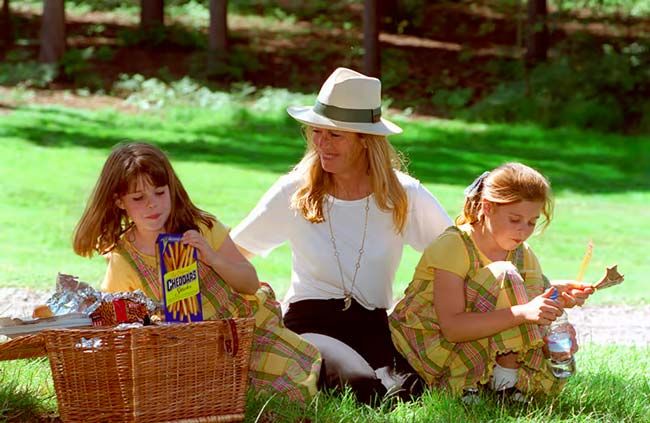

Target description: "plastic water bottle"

left=545, top=289, right=576, bottom=379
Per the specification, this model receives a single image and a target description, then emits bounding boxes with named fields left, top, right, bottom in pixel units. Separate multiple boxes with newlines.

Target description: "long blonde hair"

left=456, top=162, right=554, bottom=230
left=290, top=126, right=409, bottom=233
left=73, top=142, right=214, bottom=257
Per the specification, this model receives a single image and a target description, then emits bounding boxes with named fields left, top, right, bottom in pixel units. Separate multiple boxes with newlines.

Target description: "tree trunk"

left=209, top=0, right=227, bottom=52
left=525, top=0, right=549, bottom=65
left=207, top=0, right=227, bottom=73
left=380, top=0, right=398, bottom=32
left=363, top=0, right=380, bottom=78
left=39, top=0, right=65, bottom=63
left=0, top=0, right=12, bottom=49
left=140, top=0, right=164, bottom=29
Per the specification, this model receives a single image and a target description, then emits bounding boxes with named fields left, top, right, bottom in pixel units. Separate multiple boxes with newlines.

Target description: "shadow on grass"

left=0, top=385, right=53, bottom=422
left=2, top=106, right=649, bottom=194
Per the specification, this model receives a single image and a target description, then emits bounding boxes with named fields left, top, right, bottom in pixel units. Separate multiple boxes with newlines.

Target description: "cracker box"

left=156, top=234, right=203, bottom=322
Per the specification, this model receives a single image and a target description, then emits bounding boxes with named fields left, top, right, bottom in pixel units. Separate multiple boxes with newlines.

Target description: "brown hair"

left=73, top=142, right=214, bottom=257
left=456, top=162, right=554, bottom=230
left=290, top=126, right=409, bottom=233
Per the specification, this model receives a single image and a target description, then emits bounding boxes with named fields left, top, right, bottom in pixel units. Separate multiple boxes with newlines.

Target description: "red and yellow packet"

left=90, top=299, right=148, bottom=327
left=156, top=234, right=203, bottom=322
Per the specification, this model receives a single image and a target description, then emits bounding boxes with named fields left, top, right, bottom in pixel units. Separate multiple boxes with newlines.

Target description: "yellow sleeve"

left=412, top=229, right=470, bottom=281
left=200, top=218, right=230, bottom=251
left=101, top=251, right=144, bottom=293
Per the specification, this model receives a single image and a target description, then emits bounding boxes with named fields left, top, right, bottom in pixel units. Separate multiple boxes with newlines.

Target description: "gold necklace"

left=326, top=195, right=370, bottom=311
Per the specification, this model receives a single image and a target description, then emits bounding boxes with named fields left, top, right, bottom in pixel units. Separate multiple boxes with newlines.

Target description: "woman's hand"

left=551, top=280, right=595, bottom=308
left=512, top=288, right=563, bottom=325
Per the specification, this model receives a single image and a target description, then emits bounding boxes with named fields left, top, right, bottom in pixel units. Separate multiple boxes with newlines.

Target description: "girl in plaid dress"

left=389, top=163, right=593, bottom=401
left=73, top=142, right=321, bottom=402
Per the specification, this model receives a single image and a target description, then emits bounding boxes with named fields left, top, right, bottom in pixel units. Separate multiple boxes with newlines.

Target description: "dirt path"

left=1, top=288, right=648, bottom=347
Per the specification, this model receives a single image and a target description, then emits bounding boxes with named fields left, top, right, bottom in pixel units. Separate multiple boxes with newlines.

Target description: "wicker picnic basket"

left=41, top=318, right=255, bottom=423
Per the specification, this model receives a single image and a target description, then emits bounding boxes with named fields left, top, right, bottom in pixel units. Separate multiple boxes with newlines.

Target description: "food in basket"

left=48, top=273, right=159, bottom=324
left=89, top=299, right=149, bottom=327
left=157, top=234, right=203, bottom=322
left=32, top=304, right=54, bottom=319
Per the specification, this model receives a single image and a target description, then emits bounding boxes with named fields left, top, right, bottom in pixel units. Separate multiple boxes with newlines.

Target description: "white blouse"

left=232, top=171, right=452, bottom=310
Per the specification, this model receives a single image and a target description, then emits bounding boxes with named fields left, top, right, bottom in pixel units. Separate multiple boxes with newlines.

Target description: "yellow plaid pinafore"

left=389, top=226, right=565, bottom=396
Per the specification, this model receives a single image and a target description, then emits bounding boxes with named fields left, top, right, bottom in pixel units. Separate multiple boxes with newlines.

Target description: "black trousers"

left=284, top=298, right=416, bottom=403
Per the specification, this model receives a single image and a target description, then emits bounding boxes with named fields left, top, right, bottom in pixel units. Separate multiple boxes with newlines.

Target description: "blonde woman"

left=232, top=67, right=452, bottom=403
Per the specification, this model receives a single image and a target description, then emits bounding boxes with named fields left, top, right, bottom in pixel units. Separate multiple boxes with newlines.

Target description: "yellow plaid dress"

left=389, top=226, right=565, bottom=396
left=117, top=241, right=321, bottom=402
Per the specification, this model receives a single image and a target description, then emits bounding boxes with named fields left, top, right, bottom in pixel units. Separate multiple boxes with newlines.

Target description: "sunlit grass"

left=2, top=345, right=646, bottom=421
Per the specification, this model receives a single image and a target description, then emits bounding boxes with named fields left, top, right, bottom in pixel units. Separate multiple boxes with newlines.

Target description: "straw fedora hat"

left=287, top=67, right=402, bottom=136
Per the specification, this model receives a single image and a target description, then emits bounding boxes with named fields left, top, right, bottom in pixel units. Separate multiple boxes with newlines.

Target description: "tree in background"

left=39, top=0, right=65, bottom=63
left=0, top=0, right=12, bottom=50
left=363, top=0, right=380, bottom=77
left=140, top=0, right=164, bottom=29
left=525, top=0, right=549, bottom=65
left=208, top=0, right=228, bottom=72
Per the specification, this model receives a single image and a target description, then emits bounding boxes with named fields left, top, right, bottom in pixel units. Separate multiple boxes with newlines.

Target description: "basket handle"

left=223, top=319, right=239, bottom=357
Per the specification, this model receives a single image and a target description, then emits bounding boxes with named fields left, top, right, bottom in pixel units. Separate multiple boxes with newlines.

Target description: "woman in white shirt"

left=232, top=67, right=452, bottom=403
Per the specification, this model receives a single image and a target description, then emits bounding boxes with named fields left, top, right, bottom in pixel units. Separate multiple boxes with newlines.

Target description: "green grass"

left=0, top=102, right=648, bottom=303
left=1, top=344, right=648, bottom=422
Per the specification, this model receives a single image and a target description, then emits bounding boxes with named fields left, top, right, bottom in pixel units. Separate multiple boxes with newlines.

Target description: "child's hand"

left=513, top=287, right=562, bottom=325
left=181, top=230, right=216, bottom=265
left=551, top=280, right=595, bottom=308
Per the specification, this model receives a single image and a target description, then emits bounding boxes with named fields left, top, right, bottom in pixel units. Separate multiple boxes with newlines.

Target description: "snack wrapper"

left=90, top=298, right=149, bottom=327
left=156, top=234, right=203, bottom=322
left=47, top=273, right=159, bottom=326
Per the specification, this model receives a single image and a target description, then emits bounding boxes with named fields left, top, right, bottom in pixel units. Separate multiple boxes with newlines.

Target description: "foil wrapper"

left=46, top=273, right=160, bottom=318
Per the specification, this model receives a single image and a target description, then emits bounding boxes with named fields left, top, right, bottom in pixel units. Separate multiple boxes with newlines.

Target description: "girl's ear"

left=481, top=199, right=493, bottom=215
left=115, top=197, right=125, bottom=210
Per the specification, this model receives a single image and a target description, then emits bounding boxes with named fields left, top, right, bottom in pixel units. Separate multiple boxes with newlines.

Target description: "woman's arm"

left=182, top=231, right=260, bottom=295
left=434, top=269, right=562, bottom=343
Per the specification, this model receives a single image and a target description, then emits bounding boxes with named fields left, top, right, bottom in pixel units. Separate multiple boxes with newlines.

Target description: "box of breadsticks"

left=156, top=234, right=203, bottom=322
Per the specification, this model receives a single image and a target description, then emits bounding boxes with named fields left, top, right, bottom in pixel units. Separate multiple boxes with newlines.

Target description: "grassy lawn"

left=0, top=97, right=648, bottom=420
left=2, top=344, right=648, bottom=422
left=0, top=102, right=648, bottom=304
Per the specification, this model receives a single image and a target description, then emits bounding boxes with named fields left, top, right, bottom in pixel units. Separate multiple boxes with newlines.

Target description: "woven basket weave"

left=42, top=318, right=254, bottom=423
left=0, top=333, right=46, bottom=361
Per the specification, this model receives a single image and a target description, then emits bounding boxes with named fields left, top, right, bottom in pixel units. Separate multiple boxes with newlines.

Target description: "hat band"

left=313, top=101, right=381, bottom=123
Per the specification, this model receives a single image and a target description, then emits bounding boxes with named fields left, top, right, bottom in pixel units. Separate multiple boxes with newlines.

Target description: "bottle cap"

left=549, top=287, right=558, bottom=300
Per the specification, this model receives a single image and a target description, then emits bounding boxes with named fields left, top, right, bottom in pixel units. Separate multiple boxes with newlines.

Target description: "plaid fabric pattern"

left=117, top=241, right=321, bottom=402
left=389, top=226, right=564, bottom=396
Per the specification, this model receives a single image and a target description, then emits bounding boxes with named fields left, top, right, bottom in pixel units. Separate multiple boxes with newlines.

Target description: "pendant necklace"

left=326, top=194, right=370, bottom=311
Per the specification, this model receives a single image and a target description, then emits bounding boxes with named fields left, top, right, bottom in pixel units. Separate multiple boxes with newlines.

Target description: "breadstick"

left=576, top=240, right=593, bottom=281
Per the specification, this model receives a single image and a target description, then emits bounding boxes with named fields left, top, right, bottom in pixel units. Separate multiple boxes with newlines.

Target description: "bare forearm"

left=440, top=307, right=527, bottom=343
left=235, top=244, right=255, bottom=260
left=205, top=254, right=259, bottom=294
